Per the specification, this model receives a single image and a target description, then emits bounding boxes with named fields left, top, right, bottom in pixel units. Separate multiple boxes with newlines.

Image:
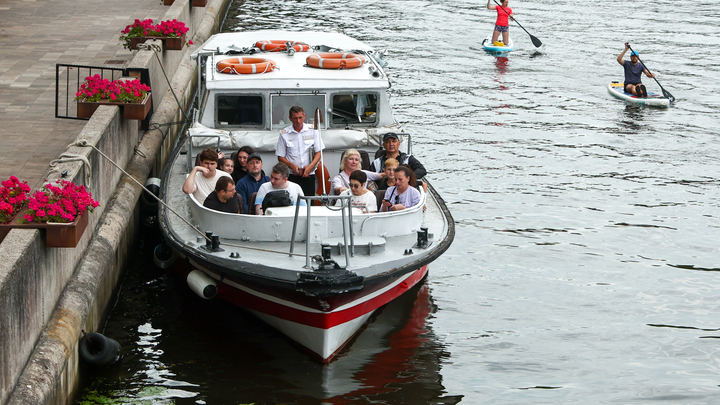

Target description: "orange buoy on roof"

left=255, top=40, right=311, bottom=52
left=306, top=53, right=366, bottom=69
left=217, top=57, right=277, bottom=74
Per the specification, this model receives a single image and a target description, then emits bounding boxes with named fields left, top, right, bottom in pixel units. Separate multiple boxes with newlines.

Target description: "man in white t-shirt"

left=254, top=162, right=307, bottom=215
left=182, top=148, right=232, bottom=204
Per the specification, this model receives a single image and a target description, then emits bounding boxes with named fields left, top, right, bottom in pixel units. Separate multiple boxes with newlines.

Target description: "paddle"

left=627, top=45, right=675, bottom=102
left=493, top=0, right=542, bottom=48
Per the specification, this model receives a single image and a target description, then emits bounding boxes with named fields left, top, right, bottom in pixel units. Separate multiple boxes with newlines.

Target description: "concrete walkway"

left=0, top=0, right=175, bottom=190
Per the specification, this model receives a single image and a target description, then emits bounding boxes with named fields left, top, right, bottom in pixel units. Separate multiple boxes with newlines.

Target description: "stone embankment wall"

left=0, top=1, right=229, bottom=404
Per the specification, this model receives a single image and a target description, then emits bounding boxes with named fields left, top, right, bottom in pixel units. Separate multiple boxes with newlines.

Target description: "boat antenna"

left=314, top=108, right=327, bottom=195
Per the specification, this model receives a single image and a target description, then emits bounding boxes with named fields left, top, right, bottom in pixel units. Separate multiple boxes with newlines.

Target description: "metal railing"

left=289, top=195, right=354, bottom=268
left=55, top=64, right=151, bottom=128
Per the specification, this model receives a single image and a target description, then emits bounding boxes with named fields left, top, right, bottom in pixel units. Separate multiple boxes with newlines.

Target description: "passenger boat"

left=158, top=31, right=455, bottom=362
left=607, top=82, right=669, bottom=107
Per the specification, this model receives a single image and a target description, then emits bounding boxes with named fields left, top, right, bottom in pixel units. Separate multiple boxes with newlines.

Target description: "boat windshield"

left=271, top=94, right=326, bottom=130
left=330, top=93, right=378, bottom=126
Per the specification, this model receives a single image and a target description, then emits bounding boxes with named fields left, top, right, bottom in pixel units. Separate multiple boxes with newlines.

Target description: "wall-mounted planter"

left=77, top=93, right=152, bottom=120
left=129, top=33, right=186, bottom=51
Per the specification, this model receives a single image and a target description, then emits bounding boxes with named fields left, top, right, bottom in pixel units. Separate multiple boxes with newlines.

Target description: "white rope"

left=49, top=151, right=92, bottom=184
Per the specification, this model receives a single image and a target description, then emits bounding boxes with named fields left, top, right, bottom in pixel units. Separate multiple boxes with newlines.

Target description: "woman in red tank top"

left=487, top=0, right=514, bottom=46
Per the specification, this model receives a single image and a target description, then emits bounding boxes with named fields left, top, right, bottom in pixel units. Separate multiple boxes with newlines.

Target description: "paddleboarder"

left=487, top=0, right=514, bottom=46
left=617, top=42, right=655, bottom=98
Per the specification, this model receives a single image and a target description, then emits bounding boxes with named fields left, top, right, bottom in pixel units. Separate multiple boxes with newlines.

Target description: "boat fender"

left=187, top=270, right=218, bottom=299
left=153, top=242, right=177, bottom=269
left=79, top=331, right=121, bottom=366
left=141, top=177, right=161, bottom=209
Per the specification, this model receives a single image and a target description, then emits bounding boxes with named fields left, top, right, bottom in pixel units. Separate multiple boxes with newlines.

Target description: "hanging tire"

left=79, top=332, right=121, bottom=366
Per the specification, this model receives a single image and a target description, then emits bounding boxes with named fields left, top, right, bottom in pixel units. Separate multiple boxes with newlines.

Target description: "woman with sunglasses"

left=334, top=170, right=378, bottom=213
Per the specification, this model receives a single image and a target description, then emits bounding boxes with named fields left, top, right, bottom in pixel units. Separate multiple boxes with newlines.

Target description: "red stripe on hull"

left=216, top=265, right=428, bottom=329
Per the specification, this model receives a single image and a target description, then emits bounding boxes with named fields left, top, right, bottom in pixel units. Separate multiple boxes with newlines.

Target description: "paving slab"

left=0, top=0, right=173, bottom=190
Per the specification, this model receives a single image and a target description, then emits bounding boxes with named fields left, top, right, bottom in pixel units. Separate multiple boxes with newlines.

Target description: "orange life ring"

left=306, top=53, right=366, bottom=69
left=216, top=57, right=276, bottom=74
left=255, top=40, right=310, bottom=52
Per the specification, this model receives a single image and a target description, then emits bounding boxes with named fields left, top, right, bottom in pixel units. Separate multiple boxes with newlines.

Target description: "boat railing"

left=290, top=195, right=353, bottom=269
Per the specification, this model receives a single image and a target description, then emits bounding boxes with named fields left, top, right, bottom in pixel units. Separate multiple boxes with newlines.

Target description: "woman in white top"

left=335, top=170, right=378, bottom=213
left=331, top=149, right=383, bottom=195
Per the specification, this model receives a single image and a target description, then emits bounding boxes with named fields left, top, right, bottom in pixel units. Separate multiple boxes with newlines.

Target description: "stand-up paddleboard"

left=481, top=34, right=513, bottom=54
left=607, top=82, right=669, bottom=107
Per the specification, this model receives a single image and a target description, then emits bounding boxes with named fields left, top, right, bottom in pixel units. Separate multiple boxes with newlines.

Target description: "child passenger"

left=375, top=158, right=399, bottom=191
left=218, top=158, right=234, bottom=174
left=335, top=170, right=378, bottom=213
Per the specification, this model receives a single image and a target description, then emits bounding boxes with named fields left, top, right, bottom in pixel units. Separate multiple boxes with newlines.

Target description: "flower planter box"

left=192, top=0, right=207, bottom=6
left=129, top=33, right=185, bottom=51
left=0, top=210, right=88, bottom=248
left=77, top=93, right=152, bottom=120
left=46, top=210, right=89, bottom=248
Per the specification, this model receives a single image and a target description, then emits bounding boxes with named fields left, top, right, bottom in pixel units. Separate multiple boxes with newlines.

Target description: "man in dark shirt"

left=203, top=176, right=244, bottom=214
left=236, top=153, right=270, bottom=214
left=370, top=133, right=426, bottom=180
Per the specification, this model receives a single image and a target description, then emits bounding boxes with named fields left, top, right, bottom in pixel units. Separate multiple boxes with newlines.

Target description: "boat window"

left=270, top=94, right=326, bottom=130
left=330, top=94, right=378, bottom=126
left=216, top=95, right=263, bottom=128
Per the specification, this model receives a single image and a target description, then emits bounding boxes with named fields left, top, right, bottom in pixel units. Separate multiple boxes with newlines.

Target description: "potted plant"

left=75, top=74, right=152, bottom=120
left=0, top=178, right=99, bottom=248
left=0, top=176, right=31, bottom=224
left=119, top=19, right=193, bottom=51
left=22, top=180, right=100, bottom=247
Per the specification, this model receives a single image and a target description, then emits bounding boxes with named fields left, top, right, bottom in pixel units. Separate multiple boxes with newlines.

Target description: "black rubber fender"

left=79, top=332, right=121, bottom=366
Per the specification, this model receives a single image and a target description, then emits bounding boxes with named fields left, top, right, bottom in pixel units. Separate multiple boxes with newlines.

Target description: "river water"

left=75, top=0, right=720, bottom=404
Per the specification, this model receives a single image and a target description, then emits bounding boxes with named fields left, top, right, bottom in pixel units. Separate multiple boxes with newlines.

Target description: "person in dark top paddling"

left=203, top=176, right=244, bottom=214
left=617, top=42, right=655, bottom=98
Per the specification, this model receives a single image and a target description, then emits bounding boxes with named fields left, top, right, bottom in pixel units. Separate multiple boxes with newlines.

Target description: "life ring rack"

left=255, top=40, right=311, bottom=52
left=306, top=53, right=366, bottom=69
left=216, top=57, right=277, bottom=74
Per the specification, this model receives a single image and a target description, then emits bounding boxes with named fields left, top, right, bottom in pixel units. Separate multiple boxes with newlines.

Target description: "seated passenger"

left=218, top=157, right=234, bottom=174
left=370, top=133, right=426, bottom=181
left=203, top=177, right=244, bottom=214
left=254, top=162, right=307, bottom=215
left=331, top=149, right=383, bottom=195
left=380, top=166, right=421, bottom=212
left=335, top=170, right=378, bottom=213
left=182, top=148, right=232, bottom=204
left=236, top=153, right=269, bottom=215
left=375, top=157, right=399, bottom=191
left=231, top=145, right=254, bottom=183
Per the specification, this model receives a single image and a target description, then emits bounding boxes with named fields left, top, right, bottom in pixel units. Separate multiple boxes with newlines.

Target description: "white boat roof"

left=192, top=31, right=388, bottom=91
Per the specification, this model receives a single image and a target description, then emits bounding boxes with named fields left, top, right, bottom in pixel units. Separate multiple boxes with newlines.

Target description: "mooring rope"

left=49, top=152, right=92, bottom=184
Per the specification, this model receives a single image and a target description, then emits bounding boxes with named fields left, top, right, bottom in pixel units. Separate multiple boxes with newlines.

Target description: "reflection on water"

left=494, top=56, right=508, bottom=75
